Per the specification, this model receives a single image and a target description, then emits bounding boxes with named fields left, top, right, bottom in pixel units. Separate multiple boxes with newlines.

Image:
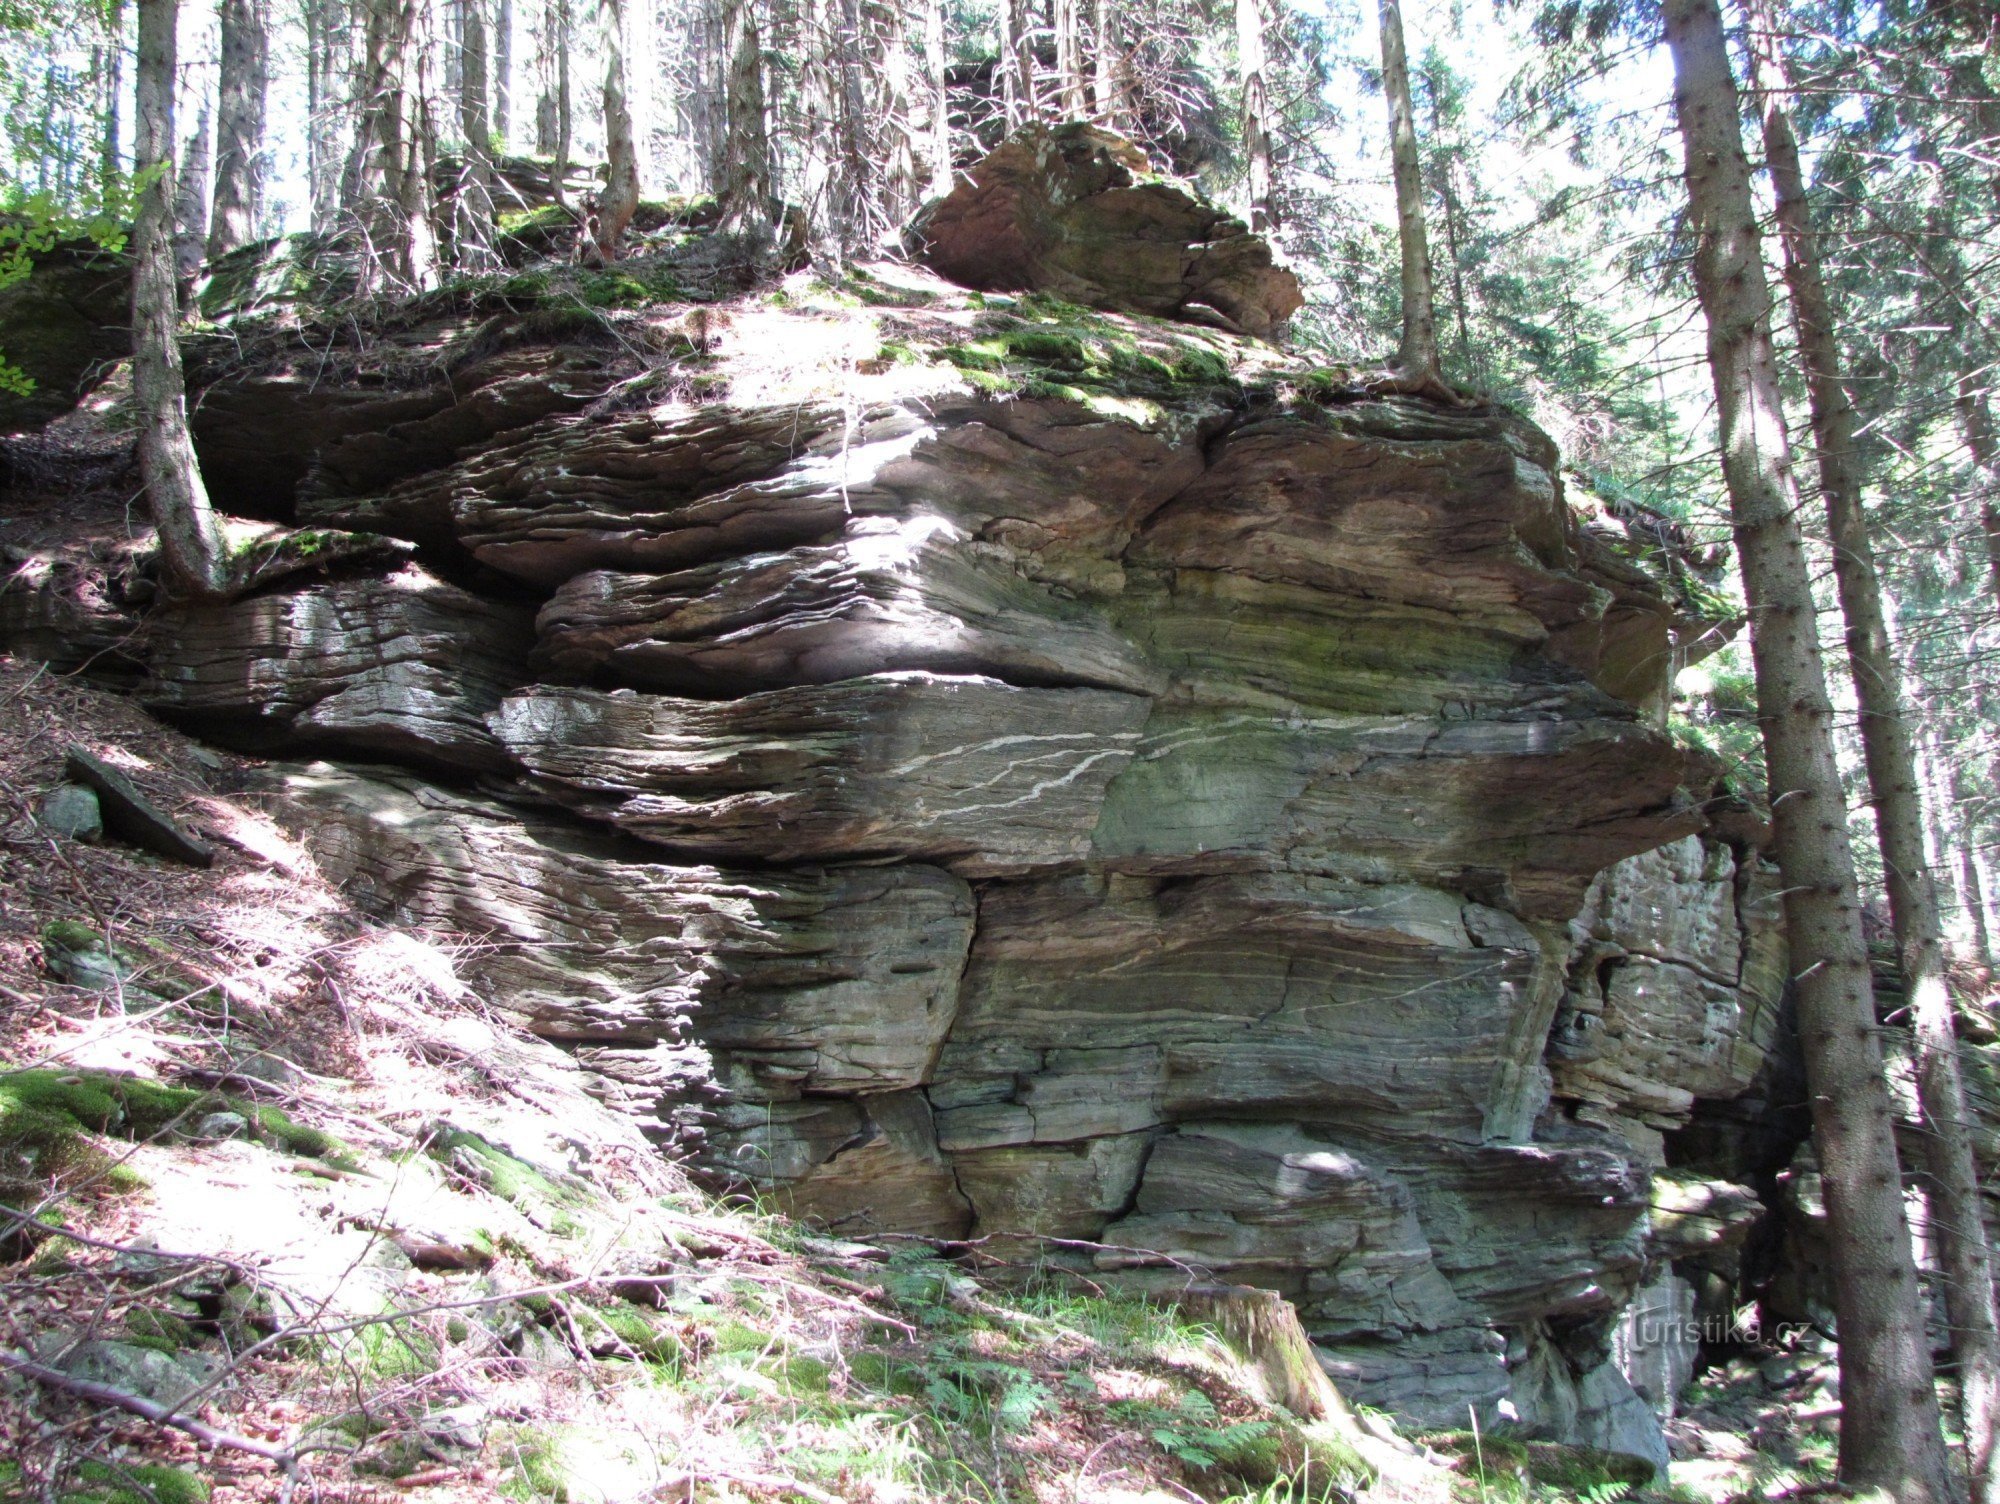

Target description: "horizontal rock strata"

left=491, top=675, right=1152, bottom=875
left=32, top=266, right=1785, bottom=1469
left=143, top=567, right=534, bottom=770
left=253, top=762, right=974, bottom=1142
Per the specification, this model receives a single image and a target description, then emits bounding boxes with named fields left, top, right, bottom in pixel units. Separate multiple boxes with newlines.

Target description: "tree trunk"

left=173, top=101, right=210, bottom=293
left=1175, top=1286, right=1358, bottom=1425
left=495, top=0, right=512, bottom=145
left=555, top=0, right=572, bottom=203
left=585, top=0, right=639, bottom=260
left=306, top=0, right=347, bottom=229
left=1422, top=65, right=1471, bottom=372
left=100, top=0, right=124, bottom=189
left=1746, top=7, right=2000, bottom=1498
left=1378, top=0, right=1446, bottom=394
left=718, top=0, right=772, bottom=230
left=1054, top=0, right=1085, bottom=117
left=208, top=0, right=268, bottom=259
left=1959, top=374, right=2000, bottom=606
left=922, top=0, right=951, bottom=196
left=1665, top=0, right=1955, bottom=1497
left=877, top=0, right=922, bottom=222
left=1091, top=0, right=1119, bottom=128
left=1971, top=840, right=2000, bottom=972
left=817, top=0, right=869, bottom=258
left=1237, top=0, right=1273, bottom=233
left=133, top=0, right=230, bottom=600
left=625, top=0, right=658, bottom=200
left=998, top=0, right=1034, bottom=129
left=458, top=0, right=497, bottom=265
left=403, top=0, right=444, bottom=284
left=346, top=0, right=432, bottom=288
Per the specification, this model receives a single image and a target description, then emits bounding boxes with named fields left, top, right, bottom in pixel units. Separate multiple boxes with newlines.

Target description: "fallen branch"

left=0, top=1347, right=298, bottom=1472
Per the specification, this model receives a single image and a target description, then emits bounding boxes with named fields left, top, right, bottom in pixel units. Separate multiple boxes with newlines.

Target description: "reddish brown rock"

left=912, top=124, right=1304, bottom=339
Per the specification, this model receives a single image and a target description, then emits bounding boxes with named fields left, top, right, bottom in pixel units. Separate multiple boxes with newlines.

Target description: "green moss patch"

left=63, top=1461, right=210, bottom=1504
left=931, top=300, right=1241, bottom=405
left=428, top=1126, right=592, bottom=1235
left=41, top=922, right=223, bottom=1011
left=0, top=1068, right=355, bottom=1177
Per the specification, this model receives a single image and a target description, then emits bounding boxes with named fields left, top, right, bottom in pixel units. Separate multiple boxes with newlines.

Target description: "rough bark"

left=998, top=0, right=1034, bottom=129
left=923, top=0, right=952, bottom=197
left=404, top=8, right=444, bottom=281
left=835, top=0, right=870, bottom=249
left=1091, top=0, right=1119, bottom=128
left=1960, top=374, right=2000, bottom=606
left=1055, top=0, right=1086, bottom=117
left=1176, top=1286, right=1360, bottom=1425
left=306, top=0, right=347, bottom=227
left=1377, top=0, right=1448, bottom=398
left=1746, top=7, right=2000, bottom=1497
left=718, top=0, right=773, bottom=231
left=172, top=101, right=210, bottom=292
left=458, top=0, right=497, bottom=265
left=555, top=0, right=573, bottom=205
left=878, top=0, right=923, bottom=221
left=346, top=0, right=437, bottom=289
left=133, top=0, right=230, bottom=600
left=1664, top=0, right=1955, bottom=1496
left=495, top=0, right=512, bottom=143
left=1237, top=0, right=1273, bottom=234
left=208, top=0, right=269, bottom=259
left=584, top=0, right=640, bottom=260
left=1972, top=845, right=2000, bottom=969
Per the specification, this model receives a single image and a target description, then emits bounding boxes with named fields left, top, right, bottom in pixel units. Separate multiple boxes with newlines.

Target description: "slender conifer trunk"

left=209, top=0, right=268, bottom=258
left=1377, top=0, right=1449, bottom=396
left=1238, top=0, right=1273, bottom=232
left=718, top=0, right=772, bottom=229
left=134, top=0, right=230, bottom=599
left=585, top=0, right=639, bottom=259
left=1746, top=6, right=2000, bottom=1496
left=1666, top=0, right=1956, bottom=1494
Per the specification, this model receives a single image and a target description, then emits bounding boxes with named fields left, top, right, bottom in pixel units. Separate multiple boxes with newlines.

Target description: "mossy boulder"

left=428, top=1125, right=592, bottom=1236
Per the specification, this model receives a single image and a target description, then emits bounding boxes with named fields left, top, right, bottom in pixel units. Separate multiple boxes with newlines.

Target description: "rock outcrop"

left=0, top=237, right=131, bottom=433
left=911, top=125, right=1304, bottom=338
left=2, top=166, right=1777, bottom=1468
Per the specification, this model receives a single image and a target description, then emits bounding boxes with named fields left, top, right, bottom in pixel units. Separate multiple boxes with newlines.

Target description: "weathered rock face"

left=9, top=247, right=1778, bottom=1466
left=912, top=125, right=1305, bottom=338
left=184, top=315, right=635, bottom=519
left=251, top=762, right=976, bottom=1154
left=143, top=566, right=534, bottom=771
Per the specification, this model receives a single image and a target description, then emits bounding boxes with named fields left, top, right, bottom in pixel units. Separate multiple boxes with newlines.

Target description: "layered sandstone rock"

left=910, top=124, right=1304, bottom=338
left=143, top=566, right=534, bottom=770
left=3, top=159, right=1782, bottom=1467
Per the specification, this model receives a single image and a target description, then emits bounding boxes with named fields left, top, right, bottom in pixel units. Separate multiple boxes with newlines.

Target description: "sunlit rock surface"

left=911, top=123, right=1304, bottom=339
left=144, top=566, right=534, bottom=770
